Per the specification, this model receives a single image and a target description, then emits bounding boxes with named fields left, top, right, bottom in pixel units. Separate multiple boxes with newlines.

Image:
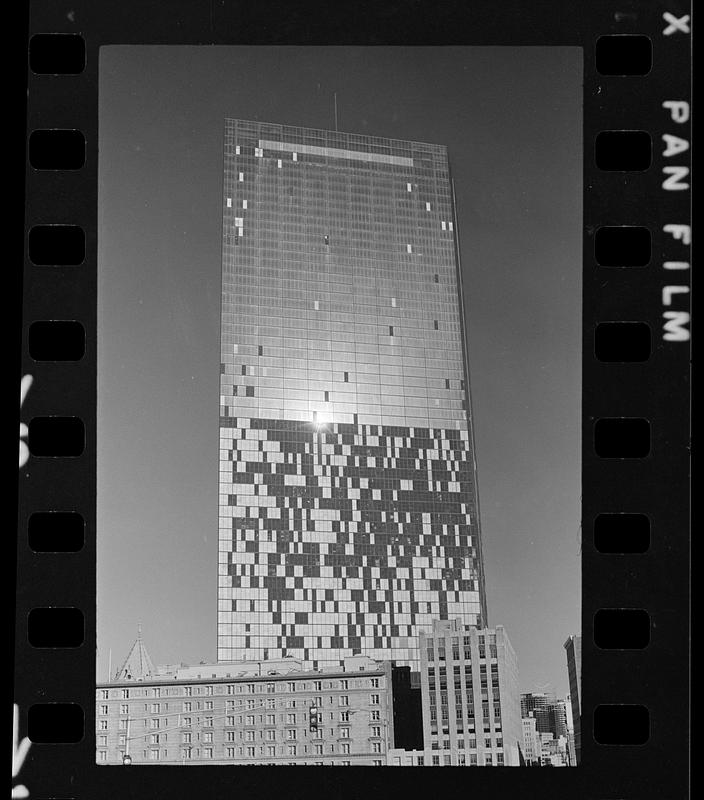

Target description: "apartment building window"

left=314, top=743, right=324, bottom=755
left=370, top=710, right=380, bottom=721
left=203, top=732, right=213, bottom=743
left=340, top=743, right=350, bottom=754
left=98, top=751, right=107, bottom=762
left=432, top=755, right=440, bottom=766
left=266, top=714, right=275, bottom=725
left=205, top=701, right=213, bottom=710
left=99, top=720, right=108, bottom=730
left=287, top=745, right=297, bottom=756
left=98, top=735, right=108, bottom=747
left=339, top=711, right=349, bottom=722
left=286, top=729, right=297, bottom=740
left=372, top=742, right=382, bottom=753
left=120, top=704, right=129, bottom=714
left=150, top=703, right=160, bottom=713
left=288, top=682, right=296, bottom=692
left=266, top=729, right=276, bottom=741
left=339, top=727, right=350, bottom=739
left=370, top=694, right=380, bottom=705
left=99, top=705, right=108, bottom=715
left=183, top=717, right=192, bottom=727
left=267, top=746, right=276, bottom=757
left=371, top=760, right=382, bottom=766
left=340, top=680, right=348, bottom=690
left=100, top=690, right=109, bottom=700
left=267, top=683, right=275, bottom=694
left=118, top=719, right=127, bottom=730
left=286, top=713, right=296, bottom=724
left=314, top=681, right=322, bottom=691
left=226, top=716, right=235, bottom=726
left=184, top=687, right=192, bottom=696
left=371, top=726, right=381, bottom=737
left=246, top=715, right=255, bottom=726
left=226, top=747, right=236, bottom=758
left=247, top=747, right=256, bottom=757
left=121, top=689, right=130, bottom=699
left=182, top=732, right=192, bottom=743
left=246, top=730, right=255, bottom=742
left=339, top=696, right=349, bottom=707
left=370, top=678, right=379, bottom=688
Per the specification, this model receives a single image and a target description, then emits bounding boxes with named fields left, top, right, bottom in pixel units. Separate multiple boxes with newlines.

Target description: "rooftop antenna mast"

left=333, top=93, right=339, bottom=131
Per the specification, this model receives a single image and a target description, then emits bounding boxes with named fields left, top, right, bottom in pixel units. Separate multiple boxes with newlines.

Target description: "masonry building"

left=418, top=619, right=522, bottom=765
left=96, top=633, right=421, bottom=766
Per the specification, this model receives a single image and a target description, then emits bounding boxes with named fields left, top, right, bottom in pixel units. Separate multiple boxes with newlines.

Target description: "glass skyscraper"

left=217, top=119, right=487, bottom=671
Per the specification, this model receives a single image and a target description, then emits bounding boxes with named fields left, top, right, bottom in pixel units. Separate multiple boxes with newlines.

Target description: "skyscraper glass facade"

left=218, top=119, right=487, bottom=671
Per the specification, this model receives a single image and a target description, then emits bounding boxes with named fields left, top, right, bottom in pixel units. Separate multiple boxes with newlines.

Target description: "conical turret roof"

left=114, top=625, right=155, bottom=682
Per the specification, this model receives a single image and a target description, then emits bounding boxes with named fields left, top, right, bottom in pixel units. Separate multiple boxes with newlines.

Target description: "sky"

left=97, top=46, right=582, bottom=696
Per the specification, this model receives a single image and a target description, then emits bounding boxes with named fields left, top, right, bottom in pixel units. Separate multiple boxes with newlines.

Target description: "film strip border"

left=584, top=19, right=690, bottom=794
left=17, top=2, right=690, bottom=799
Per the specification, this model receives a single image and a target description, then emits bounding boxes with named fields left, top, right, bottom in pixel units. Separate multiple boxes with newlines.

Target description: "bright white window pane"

left=226, top=198, right=232, bottom=208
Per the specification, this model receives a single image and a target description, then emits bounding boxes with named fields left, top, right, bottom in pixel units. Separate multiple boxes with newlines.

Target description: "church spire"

left=113, top=626, right=155, bottom=682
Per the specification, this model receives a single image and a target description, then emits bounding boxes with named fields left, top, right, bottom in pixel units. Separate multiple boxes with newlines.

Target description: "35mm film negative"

left=17, top=1, right=690, bottom=798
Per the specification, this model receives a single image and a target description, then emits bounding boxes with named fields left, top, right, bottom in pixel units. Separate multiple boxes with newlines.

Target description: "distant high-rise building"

left=217, top=119, right=487, bottom=671
left=564, top=634, right=582, bottom=763
left=419, top=619, right=522, bottom=766
left=520, top=692, right=568, bottom=738
left=520, top=692, right=555, bottom=734
left=521, top=715, right=542, bottom=765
